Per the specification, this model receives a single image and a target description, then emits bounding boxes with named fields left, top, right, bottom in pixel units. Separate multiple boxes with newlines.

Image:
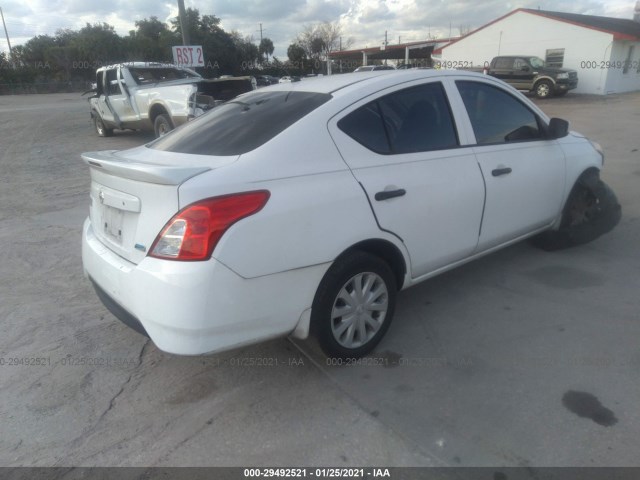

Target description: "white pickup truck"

left=89, top=62, right=256, bottom=138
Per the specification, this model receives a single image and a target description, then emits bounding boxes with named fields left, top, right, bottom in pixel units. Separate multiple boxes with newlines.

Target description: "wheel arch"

left=148, top=102, right=170, bottom=123
left=336, top=238, right=408, bottom=290
left=533, top=76, right=556, bottom=87
left=565, top=166, right=601, bottom=202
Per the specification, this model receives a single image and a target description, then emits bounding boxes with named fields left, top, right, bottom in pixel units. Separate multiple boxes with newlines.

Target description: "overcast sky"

left=0, top=0, right=636, bottom=58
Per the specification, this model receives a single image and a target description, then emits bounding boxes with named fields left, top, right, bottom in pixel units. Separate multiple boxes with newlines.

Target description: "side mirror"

left=548, top=117, right=569, bottom=139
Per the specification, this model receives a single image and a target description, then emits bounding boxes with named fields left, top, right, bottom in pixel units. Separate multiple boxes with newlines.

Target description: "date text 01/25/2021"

left=243, top=468, right=391, bottom=478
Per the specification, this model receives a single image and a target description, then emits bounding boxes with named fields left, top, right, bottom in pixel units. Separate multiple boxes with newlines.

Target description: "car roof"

left=236, top=69, right=551, bottom=123
left=259, top=69, right=486, bottom=95
left=97, top=62, right=195, bottom=71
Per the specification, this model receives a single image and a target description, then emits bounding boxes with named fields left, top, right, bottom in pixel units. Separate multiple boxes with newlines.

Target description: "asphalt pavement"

left=0, top=90, right=638, bottom=468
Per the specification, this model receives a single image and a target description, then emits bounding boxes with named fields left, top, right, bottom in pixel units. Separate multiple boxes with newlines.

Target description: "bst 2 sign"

left=172, top=46, right=205, bottom=68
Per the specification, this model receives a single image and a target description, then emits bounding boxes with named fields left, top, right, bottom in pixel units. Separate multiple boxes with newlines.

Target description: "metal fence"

left=0, top=81, right=91, bottom=95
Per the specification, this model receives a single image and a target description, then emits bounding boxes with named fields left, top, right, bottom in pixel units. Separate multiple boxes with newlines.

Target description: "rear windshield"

left=129, top=67, right=199, bottom=84
left=148, top=91, right=332, bottom=156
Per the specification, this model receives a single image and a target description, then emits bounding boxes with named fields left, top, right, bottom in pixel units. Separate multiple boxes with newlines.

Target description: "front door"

left=454, top=80, right=565, bottom=250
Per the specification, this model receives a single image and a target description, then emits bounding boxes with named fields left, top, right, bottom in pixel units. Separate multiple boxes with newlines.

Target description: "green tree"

left=259, top=38, right=274, bottom=62
left=72, top=23, right=124, bottom=67
left=287, top=43, right=306, bottom=65
left=294, top=21, right=351, bottom=73
left=125, top=16, right=177, bottom=61
left=20, top=34, right=57, bottom=66
left=170, top=9, right=240, bottom=76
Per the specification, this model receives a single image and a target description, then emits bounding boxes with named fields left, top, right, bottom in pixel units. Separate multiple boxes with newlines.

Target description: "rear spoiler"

left=82, top=150, right=210, bottom=185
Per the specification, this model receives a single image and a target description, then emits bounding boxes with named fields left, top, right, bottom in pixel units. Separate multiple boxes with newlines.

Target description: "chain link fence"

left=0, top=81, right=92, bottom=95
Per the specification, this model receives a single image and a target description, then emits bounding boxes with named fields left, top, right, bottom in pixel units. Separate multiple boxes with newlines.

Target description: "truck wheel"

left=311, top=251, right=396, bottom=359
left=154, top=114, right=174, bottom=137
left=534, top=80, right=553, bottom=99
left=94, top=116, right=113, bottom=137
left=531, top=172, right=621, bottom=251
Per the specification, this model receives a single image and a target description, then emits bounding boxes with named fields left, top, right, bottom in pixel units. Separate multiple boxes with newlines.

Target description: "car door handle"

left=375, top=189, right=406, bottom=201
left=492, top=167, right=512, bottom=177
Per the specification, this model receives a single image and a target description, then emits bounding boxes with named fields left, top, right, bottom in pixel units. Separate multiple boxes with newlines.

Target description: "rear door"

left=329, top=80, right=485, bottom=278
left=512, top=58, right=535, bottom=90
left=453, top=80, right=565, bottom=250
left=489, top=57, right=515, bottom=84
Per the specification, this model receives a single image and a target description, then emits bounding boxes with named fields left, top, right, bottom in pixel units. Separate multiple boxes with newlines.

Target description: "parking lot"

left=0, top=90, right=639, bottom=468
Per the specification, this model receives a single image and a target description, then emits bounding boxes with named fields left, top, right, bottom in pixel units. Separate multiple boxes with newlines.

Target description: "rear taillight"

left=149, top=191, right=270, bottom=261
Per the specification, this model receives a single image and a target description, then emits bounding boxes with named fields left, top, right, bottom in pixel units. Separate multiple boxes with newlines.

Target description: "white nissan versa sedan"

left=82, top=69, right=620, bottom=358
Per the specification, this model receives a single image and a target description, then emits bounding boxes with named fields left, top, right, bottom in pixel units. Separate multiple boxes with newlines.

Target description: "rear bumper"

left=90, top=278, right=149, bottom=338
left=82, top=217, right=328, bottom=355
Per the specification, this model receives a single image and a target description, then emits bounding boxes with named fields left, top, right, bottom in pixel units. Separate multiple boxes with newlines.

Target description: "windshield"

left=129, top=67, right=200, bottom=84
left=529, top=57, right=545, bottom=68
left=148, top=90, right=332, bottom=156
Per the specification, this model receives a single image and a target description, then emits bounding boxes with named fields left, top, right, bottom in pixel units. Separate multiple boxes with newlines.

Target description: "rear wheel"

left=532, top=172, right=621, bottom=251
left=534, top=80, right=553, bottom=98
left=154, top=114, right=174, bottom=137
left=312, top=251, right=396, bottom=359
left=94, top=116, right=113, bottom=137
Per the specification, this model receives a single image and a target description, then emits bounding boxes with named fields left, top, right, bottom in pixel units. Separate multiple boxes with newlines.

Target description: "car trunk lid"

left=82, top=147, right=238, bottom=264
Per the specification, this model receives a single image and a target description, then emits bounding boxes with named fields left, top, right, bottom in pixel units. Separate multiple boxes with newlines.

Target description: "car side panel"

left=176, top=121, right=409, bottom=280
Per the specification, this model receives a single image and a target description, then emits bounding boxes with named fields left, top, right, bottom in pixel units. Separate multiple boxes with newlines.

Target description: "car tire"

left=154, top=114, right=174, bottom=138
left=311, top=251, right=396, bottom=359
left=531, top=171, right=621, bottom=251
left=534, top=80, right=553, bottom=98
left=94, top=116, right=113, bottom=137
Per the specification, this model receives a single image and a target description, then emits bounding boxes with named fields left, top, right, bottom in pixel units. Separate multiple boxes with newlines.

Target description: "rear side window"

left=149, top=91, right=332, bottom=156
left=338, top=82, right=458, bottom=155
left=456, top=81, right=542, bottom=144
left=337, top=102, right=390, bottom=154
left=493, top=58, right=513, bottom=69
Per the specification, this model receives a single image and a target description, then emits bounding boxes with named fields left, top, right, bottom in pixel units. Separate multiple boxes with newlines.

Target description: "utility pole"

left=177, top=0, right=190, bottom=45
left=0, top=6, right=13, bottom=64
left=384, top=30, right=388, bottom=65
left=259, top=23, right=263, bottom=42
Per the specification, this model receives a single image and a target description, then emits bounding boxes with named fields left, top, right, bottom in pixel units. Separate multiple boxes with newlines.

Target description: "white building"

left=436, top=7, right=640, bottom=95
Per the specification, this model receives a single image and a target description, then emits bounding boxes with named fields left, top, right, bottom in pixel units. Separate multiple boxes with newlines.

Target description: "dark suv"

left=488, top=56, right=578, bottom=98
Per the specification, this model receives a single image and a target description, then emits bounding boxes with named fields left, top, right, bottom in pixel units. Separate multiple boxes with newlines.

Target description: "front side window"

left=105, top=69, right=121, bottom=96
left=514, top=58, right=528, bottom=70
left=338, top=82, right=458, bottom=155
left=529, top=57, right=546, bottom=69
left=456, top=81, right=542, bottom=145
left=96, top=71, right=105, bottom=96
